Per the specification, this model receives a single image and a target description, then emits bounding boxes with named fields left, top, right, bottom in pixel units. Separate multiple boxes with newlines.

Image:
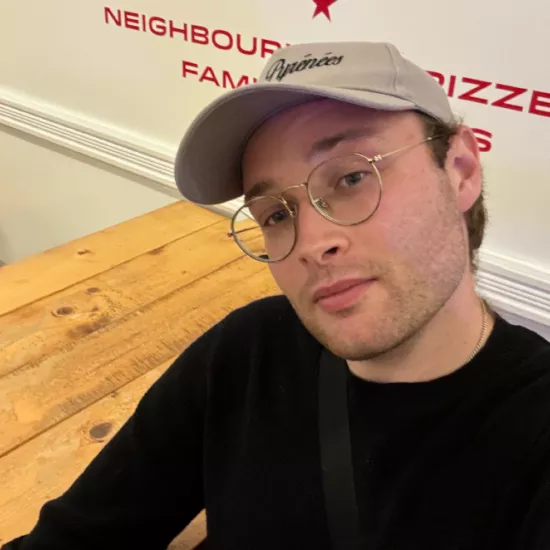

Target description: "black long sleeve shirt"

left=4, top=295, right=550, bottom=549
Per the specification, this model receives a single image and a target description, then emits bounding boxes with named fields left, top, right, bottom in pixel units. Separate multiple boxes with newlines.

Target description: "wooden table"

left=0, top=201, right=278, bottom=548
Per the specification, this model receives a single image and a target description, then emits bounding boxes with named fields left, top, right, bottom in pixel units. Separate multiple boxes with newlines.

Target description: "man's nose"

left=292, top=200, right=351, bottom=266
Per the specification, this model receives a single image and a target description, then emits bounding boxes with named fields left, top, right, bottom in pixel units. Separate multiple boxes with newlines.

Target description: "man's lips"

left=312, top=278, right=374, bottom=302
left=312, top=278, right=375, bottom=312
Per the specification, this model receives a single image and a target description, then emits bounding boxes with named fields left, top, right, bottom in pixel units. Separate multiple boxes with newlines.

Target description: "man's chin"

left=318, top=335, right=387, bottom=362
left=304, top=309, right=388, bottom=359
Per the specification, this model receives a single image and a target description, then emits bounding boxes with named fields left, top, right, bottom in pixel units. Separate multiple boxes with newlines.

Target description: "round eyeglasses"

left=228, top=136, right=439, bottom=263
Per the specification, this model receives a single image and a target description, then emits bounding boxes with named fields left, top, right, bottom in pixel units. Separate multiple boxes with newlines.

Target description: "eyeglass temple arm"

left=372, top=135, right=440, bottom=163
left=227, top=227, right=259, bottom=237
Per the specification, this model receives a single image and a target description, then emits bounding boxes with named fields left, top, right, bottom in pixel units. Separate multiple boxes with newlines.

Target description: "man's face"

left=241, top=100, right=480, bottom=361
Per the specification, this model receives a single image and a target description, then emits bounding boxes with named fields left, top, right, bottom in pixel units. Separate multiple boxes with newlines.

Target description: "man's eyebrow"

left=306, top=127, right=378, bottom=161
left=244, top=179, right=276, bottom=202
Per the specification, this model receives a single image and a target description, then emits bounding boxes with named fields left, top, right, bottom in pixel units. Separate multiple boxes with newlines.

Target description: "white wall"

left=0, top=0, right=549, bottom=335
left=0, top=127, right=178, bottom=263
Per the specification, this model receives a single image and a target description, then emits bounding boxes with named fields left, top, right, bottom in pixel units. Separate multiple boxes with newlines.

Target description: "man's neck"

left=346, top=275, right=495, bottom=384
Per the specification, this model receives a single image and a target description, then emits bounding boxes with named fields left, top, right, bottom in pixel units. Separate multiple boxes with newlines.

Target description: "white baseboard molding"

left=1, top=87, right=549, bottom=340
left=0, top=88, right=178, bottom=189
left=477, top=253, right=550, bottom=340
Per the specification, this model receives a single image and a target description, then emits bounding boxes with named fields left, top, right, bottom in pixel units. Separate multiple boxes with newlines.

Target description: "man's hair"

left=417, top=112, right=488, bottom=273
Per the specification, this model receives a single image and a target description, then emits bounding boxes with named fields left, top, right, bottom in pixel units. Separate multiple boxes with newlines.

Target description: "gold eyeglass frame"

left=228, top=135, right=441, bottom=263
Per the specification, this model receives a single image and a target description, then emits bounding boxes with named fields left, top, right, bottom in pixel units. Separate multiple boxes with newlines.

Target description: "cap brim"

left=174, top=83, right=416, bottom=205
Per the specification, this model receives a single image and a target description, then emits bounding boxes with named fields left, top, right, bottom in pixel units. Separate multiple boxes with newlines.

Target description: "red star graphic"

left=313, top=0, right=337, bottom=21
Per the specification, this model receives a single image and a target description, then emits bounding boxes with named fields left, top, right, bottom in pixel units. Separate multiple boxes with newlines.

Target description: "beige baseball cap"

left=174, top=41, right=454, bottom=205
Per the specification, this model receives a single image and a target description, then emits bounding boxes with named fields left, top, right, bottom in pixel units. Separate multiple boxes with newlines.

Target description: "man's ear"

left=445, top=125, right=482, bottom=214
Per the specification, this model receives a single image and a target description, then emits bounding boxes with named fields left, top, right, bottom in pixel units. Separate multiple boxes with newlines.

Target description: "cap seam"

left=384, top=43, right=400, bottom=94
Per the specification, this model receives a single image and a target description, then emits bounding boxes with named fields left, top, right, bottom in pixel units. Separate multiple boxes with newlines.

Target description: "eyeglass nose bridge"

left=279, top=181, right=307, bottom=202
left=278, top=181, right=330, bottom=218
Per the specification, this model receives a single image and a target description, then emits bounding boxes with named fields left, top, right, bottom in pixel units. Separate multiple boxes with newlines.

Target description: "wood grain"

left=0, top=201, right=222, bottom=316
left=0, top=220, right=247, bottom=379
left=0, top=358, right=205, bottom=548
left=0, top=258, right=276, bottom=457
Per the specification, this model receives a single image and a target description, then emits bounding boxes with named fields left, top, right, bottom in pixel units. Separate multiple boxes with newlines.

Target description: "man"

left=4, top=41, right=550, bottom=550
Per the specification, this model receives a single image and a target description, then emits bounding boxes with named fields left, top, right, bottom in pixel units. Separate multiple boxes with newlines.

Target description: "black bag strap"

left=318, top=348, right=363, bottom=549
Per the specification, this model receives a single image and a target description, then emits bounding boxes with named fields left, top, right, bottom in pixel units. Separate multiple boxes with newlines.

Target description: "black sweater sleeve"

left=2, top=320, right=222, bottom=550
left=515, top=430, right=550, bottom=550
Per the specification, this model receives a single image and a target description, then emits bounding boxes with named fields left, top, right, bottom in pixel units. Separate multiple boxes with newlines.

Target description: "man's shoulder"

left=196, top=295, right=319, bottom=400
left=195, top=294, right=313, bottom=354
left=496, top=314, right=550, bottom=370
left=489, top=316, right=550, bottom=435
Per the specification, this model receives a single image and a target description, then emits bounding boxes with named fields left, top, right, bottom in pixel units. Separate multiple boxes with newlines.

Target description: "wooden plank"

left=170, top=516, right=207, bottom=550
left=0, top=201, right=223, bottom=316
left=0, top=259, right=276, bottom=457
left=0, top=220, right=246, bottom=379
left=0, top=358, right=205, bottom=548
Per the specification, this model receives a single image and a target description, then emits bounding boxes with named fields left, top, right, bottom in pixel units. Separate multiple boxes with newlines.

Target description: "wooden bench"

left=0, top=201, right=277, bottom=548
